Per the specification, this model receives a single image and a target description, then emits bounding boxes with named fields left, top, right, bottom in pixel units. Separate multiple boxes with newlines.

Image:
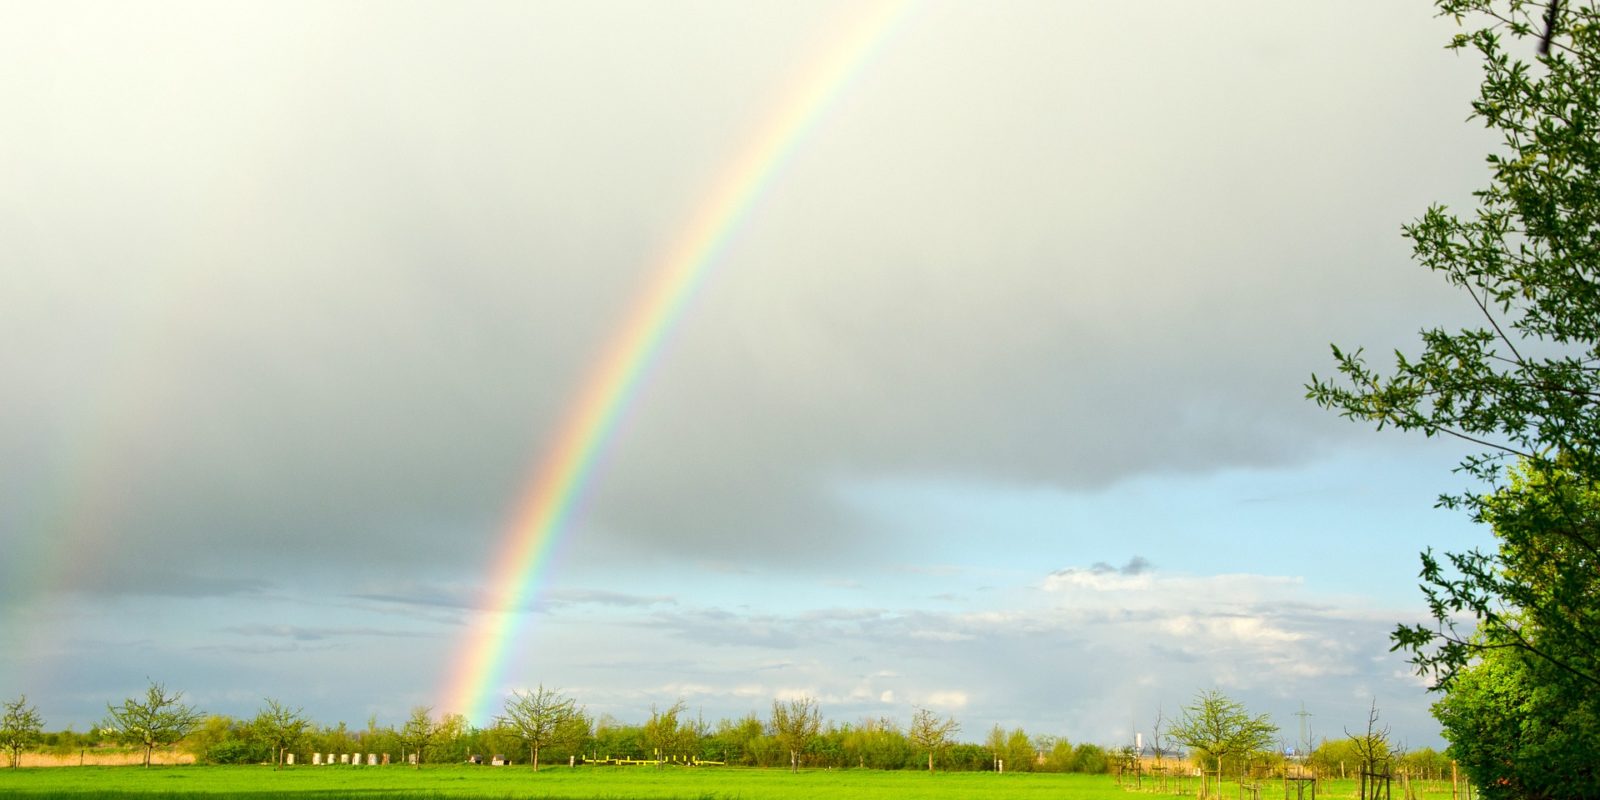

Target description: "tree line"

left=0, top=684, right=1104, bottom=773
left=2, top=683, right=1446, bottom=780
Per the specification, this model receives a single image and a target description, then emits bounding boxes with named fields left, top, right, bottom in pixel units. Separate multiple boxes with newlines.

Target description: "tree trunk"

left=928, top=751, right=934, bottom=773
left=533, top=744, right=540, bottom=772
left=144, top=744, right=153, bottom=768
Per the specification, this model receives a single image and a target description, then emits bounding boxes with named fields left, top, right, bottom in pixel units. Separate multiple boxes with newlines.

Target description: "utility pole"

left=1294, top=703, right=1313, bottom=759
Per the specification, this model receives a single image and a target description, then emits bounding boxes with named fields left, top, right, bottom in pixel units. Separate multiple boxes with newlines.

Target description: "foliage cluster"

left=1306, top=740, right=1453, bottom=780
left=1308, top=1, right=1600, bottom=796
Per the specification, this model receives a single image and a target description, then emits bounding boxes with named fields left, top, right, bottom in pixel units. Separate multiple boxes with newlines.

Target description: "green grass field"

left=0, top=766, right=1466, bottom=800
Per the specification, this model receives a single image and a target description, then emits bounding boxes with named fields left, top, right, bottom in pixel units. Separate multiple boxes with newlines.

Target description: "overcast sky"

left=1, top=1, right=1508, bottom=750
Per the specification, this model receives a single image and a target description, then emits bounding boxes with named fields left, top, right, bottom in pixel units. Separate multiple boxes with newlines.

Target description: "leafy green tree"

left=981, top=724, right=1035, bottom=772
left=1308, top=0, right=1600, bottom=695
left=187, top=715, right=236, bottom=763
left=1421, top=462, right=1598, bottom=796
left=1433, top=620, right=1600, bottom=799
left=704, top=713, right=764, bottom=765
left=307, top=720, right=357, bottom=759
left=644, top=700, right=696, bottom=766
left=1168, top=690, right=1276, bottom=797
left=1400, top=747, right=1453, bottom=778
left=839, top=715, right=911, bottom=770
left=497, top=685, right=579, bottom=771
left=907, top=707, right=959, bottom=774
left=1, top=695, right=44, bottom=768
left=206, top=735, right=272, bottom=765
left=187, top=715, right=271, bottom=765
left=102, top=682, right=204, bottom=768
left=1031, top=735, right=1071, bottom=772
left=431, top=712, right=473, bottom=763
left=592, top=714, right=646, bottom=761
left=472, top=722, right=519, bottom=764
left=552, top=711, right=591, bottom=763
left=398, top=706, right=437, bottom=769
left=1310, top=737, right=1367, bottom=779
left=1307, top=3, right=1600, bottom=793
left=946, top=742, right=990, bottom=771
left=45, top=726, right=81, bottom=760
left=1004, top=728, right=1035, bottom=772
left=769, top=696, right=821, bottom=772
left=251, top=699, right=309, bottom=770
left=810, top=721, right=847, bottom=769
left=984, top=724, right=1006, bottom=771
left=1071, top=742, right=1110, bottom=774
left=745, top=729, right=784, bottom=768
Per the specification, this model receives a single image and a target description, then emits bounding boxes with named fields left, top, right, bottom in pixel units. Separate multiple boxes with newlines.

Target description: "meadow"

left=0, top=765, right=1464, bottom=800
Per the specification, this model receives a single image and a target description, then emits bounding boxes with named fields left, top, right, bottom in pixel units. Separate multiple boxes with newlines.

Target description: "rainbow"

left=439, top=0, right=915, bottom=722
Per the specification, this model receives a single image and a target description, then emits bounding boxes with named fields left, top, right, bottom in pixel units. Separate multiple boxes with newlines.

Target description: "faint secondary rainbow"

left=440, top=0, right=916, bottom=722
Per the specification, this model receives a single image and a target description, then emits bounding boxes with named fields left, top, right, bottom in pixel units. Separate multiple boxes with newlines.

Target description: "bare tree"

left=1346, top=699, right=1391, bottom=773
left=1151, top=707, right=1167, bottom=775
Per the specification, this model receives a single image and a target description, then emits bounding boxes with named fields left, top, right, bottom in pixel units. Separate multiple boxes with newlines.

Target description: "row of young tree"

left=0, top=684, right=1112, bottom=773
left=3, top=683, right=1444, bottom=782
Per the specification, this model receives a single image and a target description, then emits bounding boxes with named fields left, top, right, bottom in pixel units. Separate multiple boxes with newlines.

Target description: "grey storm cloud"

left=543, top=589, right=678, bottom=608
left=72, top=571, right=275, bottom=600
left=0, top=0, right=1490, bottom=601
left=220, top=624, right=429, bottom=642
left=342, top=584, right=676, bottom=614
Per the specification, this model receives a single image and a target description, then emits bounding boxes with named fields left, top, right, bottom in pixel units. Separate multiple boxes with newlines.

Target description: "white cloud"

left=578, top=560, right=1441, bottom=744
left=908, top=629, right=975, bottom=643
left=921, top=691, right=969, bottom=710
left=1157, top=614, right=1303, bottom=646
left=1043, top=565, right=1308, bottom=612
left=1043, top=570, right=1157, bottom=593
